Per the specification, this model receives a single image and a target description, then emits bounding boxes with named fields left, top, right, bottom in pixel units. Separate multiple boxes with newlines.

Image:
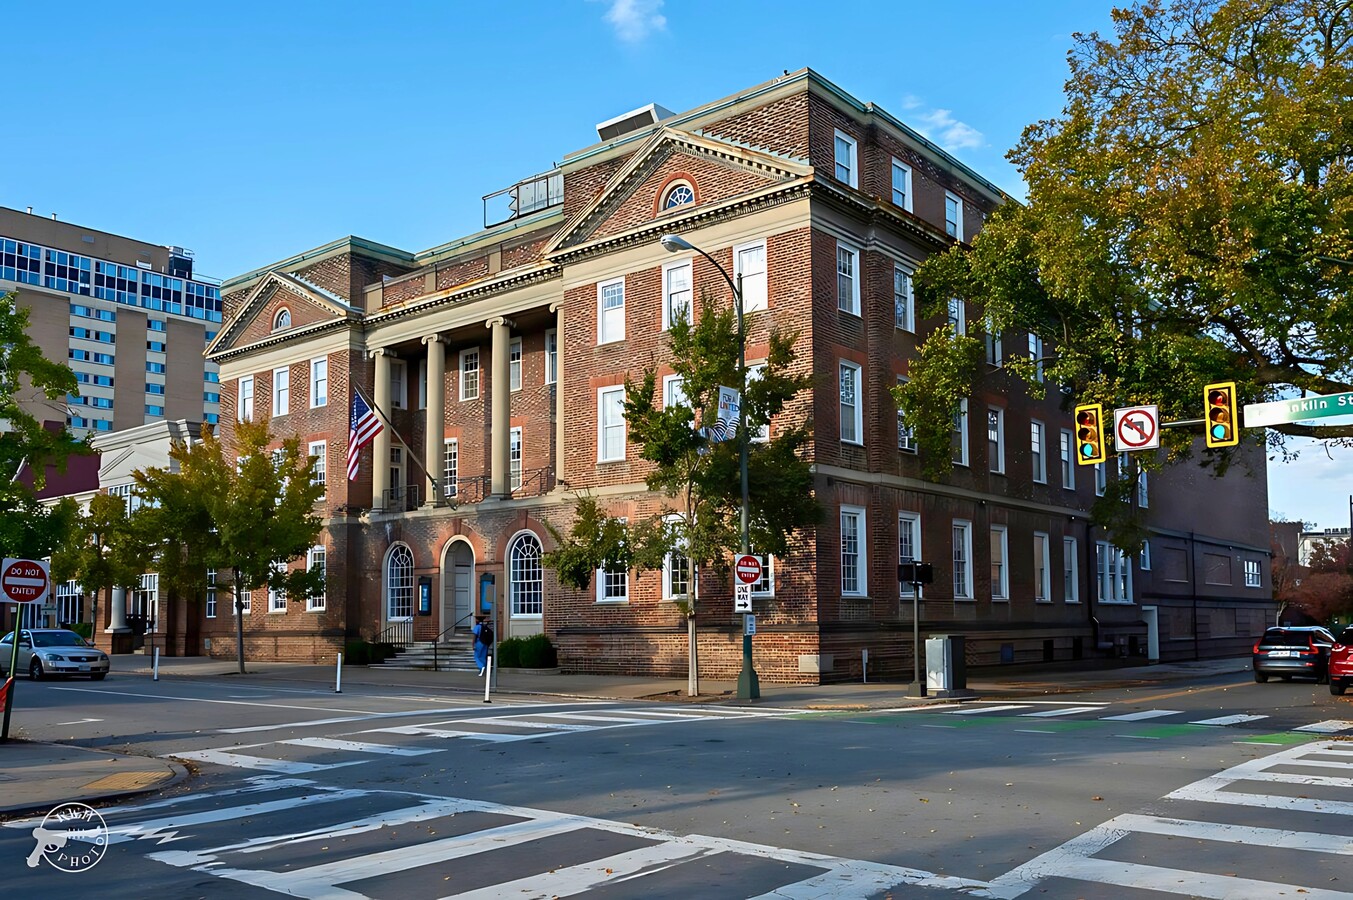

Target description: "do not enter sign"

left=734, top=554, right=762, bottom=585
left=1, top=558, right=50, bottom=605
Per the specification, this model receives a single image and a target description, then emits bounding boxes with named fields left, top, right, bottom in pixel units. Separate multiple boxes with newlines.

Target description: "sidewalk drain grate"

left=82, top=771, right=172, bottom=791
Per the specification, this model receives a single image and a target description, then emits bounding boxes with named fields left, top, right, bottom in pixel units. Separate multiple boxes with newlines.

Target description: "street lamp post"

left=660, top=234, right=759, bottom=700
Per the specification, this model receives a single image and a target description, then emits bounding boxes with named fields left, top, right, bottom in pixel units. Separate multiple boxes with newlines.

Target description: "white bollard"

left=862, top=647, right=868, bottom=684
left=483, top=656, right=493, bottom=704
left=335, top=653, right=343, bottom=693
left=152, top=646, right=160, bottom=682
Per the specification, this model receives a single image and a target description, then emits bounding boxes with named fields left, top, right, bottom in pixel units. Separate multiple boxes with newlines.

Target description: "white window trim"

left=459, top=348, right=480, bottom=401
left=389, top=359, right=407, bottom=410
left=597, top=276, right=626, bottom=344
left=734, top=239, right=768, bottom=314
left=840, top=505, right=868, bottom=597
left=986, top=329, right=1003, bottom=366
left=1095, top=462, right=1107, bottom=497
left=945, top=191, right=964, bottom=239
left=836, top=241, right=861, bottom=316
left=893, top=264, right=915, bottom=332
left=1140, top=540, right=1152, bottom=571
left=272, top=366, right=290, bottom=418
left=890, top=158, right=913, bottom=211
left=545, top=329, right=558, bottom=385
left=268, top=561, right=288, bottom=613
left=1137, top=470, right=1149, bottom=508
left=947, top=297, right=966, bottom=335
left=1064, top=536, right=1080, bottom=604
left=1060, top=429, right=1075, bottom=490
left=443, top=438, right=459, bottom=498
left=746, top=363, right=769, bottom=442
left=597, top=386, right=627, bottom=462
left=661, top=373, right=687, bottom=411
left=1244, top=558, right=1262, bottom=588
left=839, top=360, right=863, bottom=446
left=896, top=375, right=916, bottom=453
left=1031, top=419, right=1047, bottom=484
left=953, top=398, right=970, bottom=467
left=834, top=129, right=858, bottom=188
left=661, top=515, right=691, bottom=602
left=750, top=553, right=775, bottom=597
left=306, top=545, right=326, bottom=611
left=310, top=357, right=328, bottom=408
left=238, top=375, right=254, bottom=422
left=1096, top=541, right=1134, bottom=604
left=509, top=426, right=522, bottom=491
left=988, top=406, right=1005, bottom=475
left=508, top=337, right=523, bottom=392
left=953, top=519, right=974, bottom=600
left=308, top=441, right=326, bottom=499
left=1028, top=332, right=1045, bottom=383
left=1034, top=532, right=1051, bottom=602
left=990, top=525, right=1009, bottom=600
left=661, top=258, right=693, bottom=331
left=899, top=512, right=921, bottom=597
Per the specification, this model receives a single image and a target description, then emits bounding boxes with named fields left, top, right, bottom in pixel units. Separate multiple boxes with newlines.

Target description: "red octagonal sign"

left=735, top=554, right=763, bottom=585
left=1, top=558, right=49, bottom=604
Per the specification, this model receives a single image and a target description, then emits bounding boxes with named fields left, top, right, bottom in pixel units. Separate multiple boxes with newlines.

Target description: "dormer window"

left=273, top=308, right=291, bottom=331
left=662, top=182, right=695, bottom=210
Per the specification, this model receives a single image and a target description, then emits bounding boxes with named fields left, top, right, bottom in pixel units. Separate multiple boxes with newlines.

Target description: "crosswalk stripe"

left=445, top=841, right=714, bottom=899
left=1294, top=720, right=1353, bottom=734
left=1099, top=709, right=1181, bottom=721
left=169, top=748, right=354, bottom=774
left=1019, top=706, right=1103, bottom=718
left=527, top=711, right=678, bottom=725
left=1190, top=714, right=1268, bottom=726
left=367, top=725, right=556, bottom=742
left=1031, top=855, right=1350, bottom=900
left=948, top=704, right=1030, bottom=715
left=1111, top=813, right=1353, bottom=855
left=277, top=737, right=438, bottom=756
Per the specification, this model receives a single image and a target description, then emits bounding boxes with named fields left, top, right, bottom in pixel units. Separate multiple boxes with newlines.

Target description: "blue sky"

left=3, top=0, right=1348, bottom=530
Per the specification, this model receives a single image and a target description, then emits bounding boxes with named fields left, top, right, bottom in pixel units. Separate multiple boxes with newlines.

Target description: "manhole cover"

left=82, top=771, right=171, bottom=791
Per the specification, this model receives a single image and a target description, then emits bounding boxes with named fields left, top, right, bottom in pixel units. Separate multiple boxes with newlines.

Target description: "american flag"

left=347, top=392, right=383, bottom=480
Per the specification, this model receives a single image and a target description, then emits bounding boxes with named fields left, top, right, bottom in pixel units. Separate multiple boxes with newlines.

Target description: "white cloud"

left=912, top=107, right=985, bottom=152
left=601, top=0, right=667, bottom=43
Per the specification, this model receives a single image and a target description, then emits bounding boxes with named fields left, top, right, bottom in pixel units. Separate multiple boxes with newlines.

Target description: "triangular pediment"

left=207, top=270, right=360, bottom=357
left=545, top=128, right=812, bottom=255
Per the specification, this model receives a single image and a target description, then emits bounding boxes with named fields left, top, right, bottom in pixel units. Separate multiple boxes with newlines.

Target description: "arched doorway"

left=441, top=539, right=475, bottom=634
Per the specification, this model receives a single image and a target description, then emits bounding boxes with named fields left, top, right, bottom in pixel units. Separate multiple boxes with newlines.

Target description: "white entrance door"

left=443, top=542, right=474, bottom=633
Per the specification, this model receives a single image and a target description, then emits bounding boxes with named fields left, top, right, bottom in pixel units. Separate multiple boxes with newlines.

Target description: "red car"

left=1331, top=627, right=1353, bottom=696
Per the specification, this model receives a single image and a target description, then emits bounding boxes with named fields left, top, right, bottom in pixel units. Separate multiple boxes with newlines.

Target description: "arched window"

left=273, top=308, right=292, bottom=331
left=508, top=532, right=543, bottom=617
left=662, top=182, right=695, bottom=210
left=386, top=543, right=414, bottom=620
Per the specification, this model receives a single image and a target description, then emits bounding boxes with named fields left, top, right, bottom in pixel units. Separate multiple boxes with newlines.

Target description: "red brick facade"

left=195, top=70, right=1272, bottom=679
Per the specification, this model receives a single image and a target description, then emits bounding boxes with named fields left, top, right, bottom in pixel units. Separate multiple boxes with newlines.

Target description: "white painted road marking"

left=1294, top=719, right=1353, bottom=734
left=168, top=748, right=363, bottom=774
left=1099, top=709, right=1181, bottom=721
left=278, top=737, right=438, bottom=756
left=1189, top=713, right=1268, bottom=726
left=948, top=704, right=1030, bottom=715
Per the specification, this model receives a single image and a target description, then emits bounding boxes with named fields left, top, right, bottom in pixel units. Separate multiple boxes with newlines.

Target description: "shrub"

left=519, top=633, right=557, bottom=668
left=495, top=637, right=522, bottom=668
left=70, top=622, right=93, bottom=640
left=343, top=640, right=370, bottom=665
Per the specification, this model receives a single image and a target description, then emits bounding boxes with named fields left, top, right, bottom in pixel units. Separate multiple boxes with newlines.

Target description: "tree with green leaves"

left=544, top=297, right=821, bottom=694
left=51, top=492, right=148, bottom=631
left=133, top=419, right=325, bottom=673
left=0, top=290, right=86, bottom=561
left=899, top=0, right=1351, bottom=549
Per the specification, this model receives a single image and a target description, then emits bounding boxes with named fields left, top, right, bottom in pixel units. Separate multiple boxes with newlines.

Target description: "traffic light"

left=1205, top=382, right=1240, bottom=448
left=1074, top=403, right=1106, bottom=465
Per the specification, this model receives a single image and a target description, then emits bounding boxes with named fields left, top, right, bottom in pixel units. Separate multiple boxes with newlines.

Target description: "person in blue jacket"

left=472, top=615, right=493, bottom=676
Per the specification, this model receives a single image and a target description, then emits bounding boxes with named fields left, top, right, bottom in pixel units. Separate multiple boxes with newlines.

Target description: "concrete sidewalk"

left=0, top=654, right=1252, bottom=819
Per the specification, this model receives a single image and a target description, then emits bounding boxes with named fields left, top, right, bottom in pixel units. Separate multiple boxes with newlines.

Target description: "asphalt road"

left=3, top=669, right=1352, bottom=898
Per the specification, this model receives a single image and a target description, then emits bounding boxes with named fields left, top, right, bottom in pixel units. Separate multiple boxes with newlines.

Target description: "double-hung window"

left=310, top=357, right=328, bottom=407
left=1060, top=429, right=1075, bottom=489
left=836, top=242, right=860, bottom=315
left=662, top=515, right=690, bottom=602
left=460, top=348, right=480, bottom=401
left=990, top=525, right=1009, bottom=600
left=268, top=561, right=288, bottom=613
left=598, top=387, right=626, bottom=462
left=735, top=240, right=768, bottom=313
left=662, top=260, right=692, bottom=329
left=840, top=506, right=867, bottom=596
left=389, top=359, right=406, bottom=410
left=1034, top=533, right=1050, bottom=601
left=945, top=191, right=964, bottom=239
left=834, top=129, right=858, bottom=187
left=891, top=158, right=912, bottom=210
left=893, top=265, right=914, bottom=331
left=545, top=330, right=558, bottom=384
left=988, top=407, right=1005, bottom=474
left=1095, top=462, right=1107, bottom=496
left=663, top=374, right=687, bottom=411
left=839, top=361, right=863, bottom=444
left=1028, top=332, right=1044, bottom=383
left=205, top=569, right=217, bottom=618
left=308, top=441, right=326, bottom=498
left=238, top=376, right=254, bottom=422
left=443, top=439, right=458, bottom=498
left=509, top=427, right=522, bottom=491
left=896, top=376, right=916, bottom=452
left=1137, top=470, right=1149, bottom=507
left=1063, top=537, right=1080, bottom=603
left=598, top=519, right=629, bottom=603
left=1244, top=559, right=1262, bottom=588
left=746, top=364, right=769, bottom=442
left=598, top=277, right=625, bottom=343
left=1096, top=541, right=1132, bottom=603
left=307, top=546, right=326, bottom=611
left=947, top=297, right=966, bottom=335
left=952, top=399, right=969, bottom=466
left=898, top=512, right=921, bottom=596
left=509, top=338, right=522, bottom=391
left=986, top=329, right=1002, bottom=366
left=272, top=366, right=290, bottom=417
left=953, top=520, right=973, bottom=599
left=1031, top=420, right=1047, bottom=483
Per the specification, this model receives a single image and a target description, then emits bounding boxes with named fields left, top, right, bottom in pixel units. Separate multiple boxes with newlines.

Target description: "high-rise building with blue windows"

left=0, top=206, right=222, bottom=434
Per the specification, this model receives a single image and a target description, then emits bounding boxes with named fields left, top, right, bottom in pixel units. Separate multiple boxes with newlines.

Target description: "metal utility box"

left=925, top=634, right=968, bottom=693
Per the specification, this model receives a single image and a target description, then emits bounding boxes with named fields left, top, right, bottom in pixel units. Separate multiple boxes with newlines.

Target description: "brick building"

left=203, top=69, right=1273, bottom=681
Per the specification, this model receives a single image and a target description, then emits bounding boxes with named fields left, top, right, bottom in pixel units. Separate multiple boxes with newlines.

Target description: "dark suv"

left=1330, top=627, right=1353, bottom=696
left=1253, top=626, right=1337, bottom=683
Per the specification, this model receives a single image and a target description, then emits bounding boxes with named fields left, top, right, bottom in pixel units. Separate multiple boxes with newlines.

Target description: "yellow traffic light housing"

left=1205, top=382, right=1240, bottom=448
left=1074, top=403, right=1107, bottom=465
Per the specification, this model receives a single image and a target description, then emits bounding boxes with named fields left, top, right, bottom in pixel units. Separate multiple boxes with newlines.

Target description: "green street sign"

left=1243, top=391, right=1353, bottom=427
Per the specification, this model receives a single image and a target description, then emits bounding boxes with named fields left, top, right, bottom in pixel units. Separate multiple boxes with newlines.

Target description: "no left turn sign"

left=1, top=558, right=50, bottom=605
left=1113, top=405, right=1161, bottom=451
left=735, top=554, right=763, bottom=585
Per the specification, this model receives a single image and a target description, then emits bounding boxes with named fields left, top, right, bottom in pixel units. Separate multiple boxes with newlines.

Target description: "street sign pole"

left=1, top=613, right=20, bottom=742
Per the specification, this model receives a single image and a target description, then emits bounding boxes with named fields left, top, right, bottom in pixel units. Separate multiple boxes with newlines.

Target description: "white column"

left=371, top=348, right=393, bottom=508
left=488, top=317, right=512, bottom=498
left=552, top=301, right=565, bottom=490
left=108, top=586, right=128, bottom=632
left=423, top=335, right=447, bottom=506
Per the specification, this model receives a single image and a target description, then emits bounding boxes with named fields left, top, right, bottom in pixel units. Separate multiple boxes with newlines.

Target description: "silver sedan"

left=0, top=629, right=110, bottom=680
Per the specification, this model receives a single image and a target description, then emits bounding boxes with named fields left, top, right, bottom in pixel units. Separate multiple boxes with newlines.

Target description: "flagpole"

left=351, top=381, right=438, bottom=499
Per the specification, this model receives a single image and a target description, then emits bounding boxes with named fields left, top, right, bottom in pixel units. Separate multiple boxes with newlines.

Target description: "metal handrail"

left=374, top=619, right=413, bottom=647
left=432, top=612, right=477, bottom=672
left=512, top=466, right=555, bottom=498
left=381, top=484, right=421, bottom=512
